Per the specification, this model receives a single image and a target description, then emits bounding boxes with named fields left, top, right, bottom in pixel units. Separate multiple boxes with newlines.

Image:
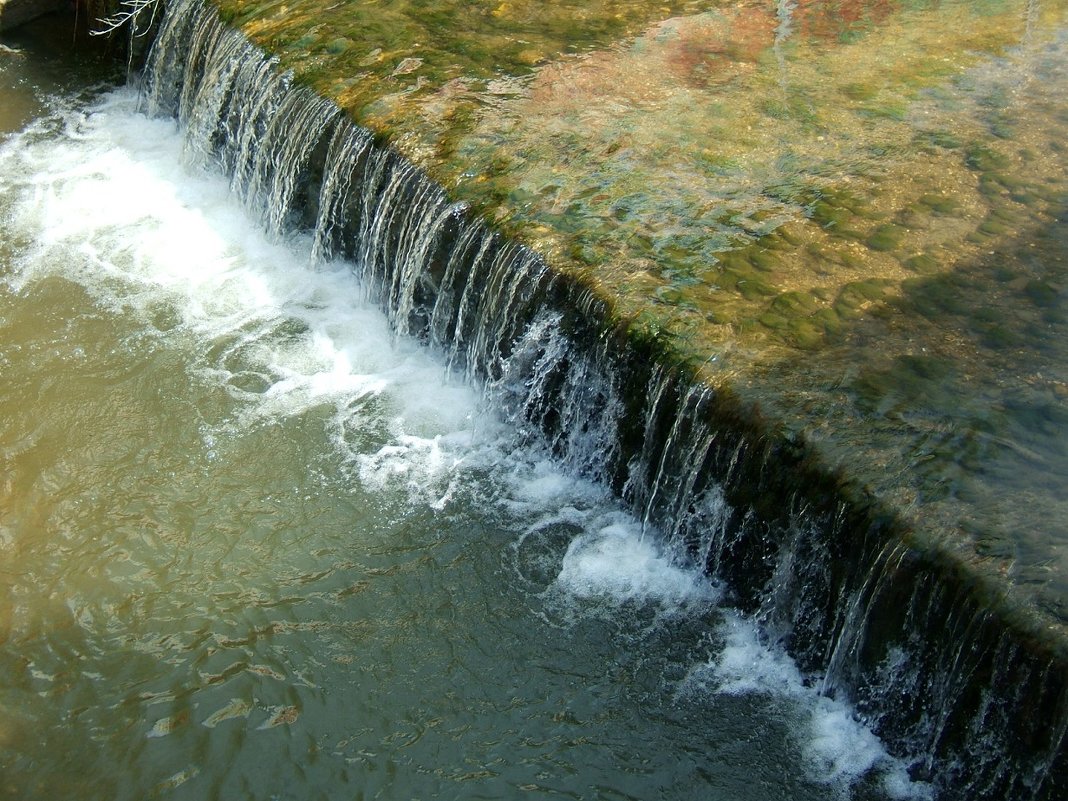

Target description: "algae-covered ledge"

left=205, top=0, right=1068, bottom=639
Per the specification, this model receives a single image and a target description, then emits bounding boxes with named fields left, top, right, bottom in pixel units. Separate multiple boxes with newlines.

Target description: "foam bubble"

left=356, top=430, right=478, bottom=509
left=685, top=613, right=933, bottom=799
left=555, top=520, right=717, bottom=606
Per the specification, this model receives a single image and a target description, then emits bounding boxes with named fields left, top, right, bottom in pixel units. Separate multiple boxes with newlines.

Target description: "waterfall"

left=137, top=1, right=1067, bottom=798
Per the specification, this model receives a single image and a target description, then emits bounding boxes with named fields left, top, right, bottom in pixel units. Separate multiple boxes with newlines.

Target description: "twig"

left=90, top=0, right=161, bottom=38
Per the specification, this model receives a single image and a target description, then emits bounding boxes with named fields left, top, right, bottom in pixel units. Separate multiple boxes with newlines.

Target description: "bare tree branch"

left=91, top=0, right=162, bottom=38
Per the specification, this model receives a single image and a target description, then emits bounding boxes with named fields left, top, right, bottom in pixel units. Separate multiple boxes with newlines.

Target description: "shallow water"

left=0, top=22, right=928, bottom=801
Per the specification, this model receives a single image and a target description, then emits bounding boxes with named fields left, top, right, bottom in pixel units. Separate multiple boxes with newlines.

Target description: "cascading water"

left=0, top=9, right=929, bottom=801
left=134, top=2, right=1067, bottom=797
left=0, top=0, right=1063, bottom=798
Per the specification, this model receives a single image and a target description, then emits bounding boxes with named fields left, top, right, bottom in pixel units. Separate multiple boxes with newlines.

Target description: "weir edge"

left=114, top=0, right=1068, bottom=796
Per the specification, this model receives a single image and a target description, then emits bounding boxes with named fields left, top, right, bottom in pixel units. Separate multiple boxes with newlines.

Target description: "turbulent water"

left=0, top=22, right=941, bottom=801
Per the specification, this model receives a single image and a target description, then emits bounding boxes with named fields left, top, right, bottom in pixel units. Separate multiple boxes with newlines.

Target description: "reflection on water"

left=0, top=52, right=928, bottom=801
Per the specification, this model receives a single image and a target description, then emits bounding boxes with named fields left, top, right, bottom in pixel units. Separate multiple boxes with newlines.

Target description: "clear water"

left=0, top=21, right=929, bottom=801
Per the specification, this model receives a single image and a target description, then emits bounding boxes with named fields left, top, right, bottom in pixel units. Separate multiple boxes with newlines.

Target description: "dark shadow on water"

left=0, top=9, right=126, bottom=138
left=750, top=192, right=1068, bottom=624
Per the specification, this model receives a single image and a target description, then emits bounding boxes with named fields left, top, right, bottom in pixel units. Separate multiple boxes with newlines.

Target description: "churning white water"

left=0, top=75, right=929, bottom=799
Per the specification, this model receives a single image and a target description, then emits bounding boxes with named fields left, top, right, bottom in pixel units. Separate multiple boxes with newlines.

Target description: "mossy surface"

left=213, top=0, right=1068, bottom=636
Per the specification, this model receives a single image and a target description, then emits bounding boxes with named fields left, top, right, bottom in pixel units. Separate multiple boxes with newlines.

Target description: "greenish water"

left=0, top=19, right=929, bottom=801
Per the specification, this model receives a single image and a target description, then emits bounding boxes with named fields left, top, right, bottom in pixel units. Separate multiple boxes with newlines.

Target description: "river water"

left=0, top=16, right=934, bottom=801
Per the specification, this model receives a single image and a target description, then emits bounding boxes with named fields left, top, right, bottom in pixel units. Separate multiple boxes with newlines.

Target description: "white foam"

left=685, top=613, right=932, bottom=799
left=1, top=89, right=482, bottom=458
left=555, top=519, right=717, bottom=606
left=356, top=430, right=476, bottom=508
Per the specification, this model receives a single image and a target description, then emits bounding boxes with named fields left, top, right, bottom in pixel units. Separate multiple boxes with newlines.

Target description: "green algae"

left=919, top=194, right=962, bottom=215
left=771, top=290, right=821, bottom=317
left=866, top=223, right=907, bottom=252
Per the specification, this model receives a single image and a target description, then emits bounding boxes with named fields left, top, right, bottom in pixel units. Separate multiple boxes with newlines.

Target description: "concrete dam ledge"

left=79, top=0, right=1068, bottom=797
left=188, top=0, right=1068, bottom=646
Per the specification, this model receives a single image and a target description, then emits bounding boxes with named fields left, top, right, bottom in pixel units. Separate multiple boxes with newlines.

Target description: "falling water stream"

left=0, top=13, right=942, bottom=801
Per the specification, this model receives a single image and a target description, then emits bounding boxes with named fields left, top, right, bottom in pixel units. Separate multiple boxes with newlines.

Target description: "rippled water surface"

left=0, top=22, right=931, bottom=801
